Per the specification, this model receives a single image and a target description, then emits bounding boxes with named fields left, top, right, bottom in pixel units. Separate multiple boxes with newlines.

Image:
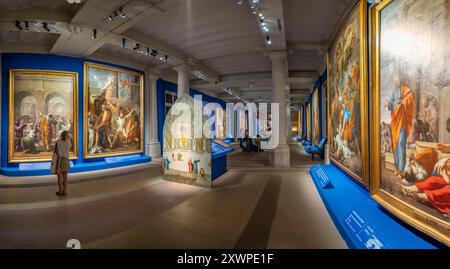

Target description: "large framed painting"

left=312, top=89, right=320, bottom=145
left=371, top=0, right=450, bottom=245
left=8, top=70, right=78, bottom=163
left=327, top=0, right=369, bottom=186
left=84, top=62, right=144, bottom=158
left=306, top=103, right=311, bottom=141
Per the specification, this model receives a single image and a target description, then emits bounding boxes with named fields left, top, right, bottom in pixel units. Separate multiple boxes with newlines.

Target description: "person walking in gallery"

left=386, top=74, right=415, bottom=178
left=54, top=131, right=72, bottom=196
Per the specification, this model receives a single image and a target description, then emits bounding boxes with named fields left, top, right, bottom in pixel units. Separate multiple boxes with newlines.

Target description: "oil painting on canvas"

left=84, top=63, right=143, bottom=158
left=312, top=89, right=320, bottom=145
left=328, top=1, right=368, bottom=183
left=372, top=0, right=449, bottom=244
left=9, top=70, right=77, bottom=162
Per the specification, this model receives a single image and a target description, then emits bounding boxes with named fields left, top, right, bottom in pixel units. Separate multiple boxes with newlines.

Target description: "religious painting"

left=312, top=89, right=320, bottom=145
left=163, top=94, right=212, bottom=188
left=84, top=62, right=144, bottom=158
left=8, top=70, right=78, bottom=163
left=327, top=0, right=368, bottom=185
left=306, top=103, right=311, bottom=141
left=371, top=0, right=450, bottom=245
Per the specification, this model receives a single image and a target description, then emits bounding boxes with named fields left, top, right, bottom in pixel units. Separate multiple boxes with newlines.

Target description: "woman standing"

left=55, top=131, right=72, bottom=196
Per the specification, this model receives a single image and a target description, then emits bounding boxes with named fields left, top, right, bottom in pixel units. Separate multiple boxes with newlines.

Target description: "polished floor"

left=0, top=143, right=346, bottom=249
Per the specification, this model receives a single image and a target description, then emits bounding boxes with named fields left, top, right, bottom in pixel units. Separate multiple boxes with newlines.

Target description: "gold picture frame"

left=370, top=0, right=449, bottom=246
left=83, top=62, right=144, bottom=159
left=326, top=0, right=369, bottom=186
left=8, top=69, right=78, bottom=163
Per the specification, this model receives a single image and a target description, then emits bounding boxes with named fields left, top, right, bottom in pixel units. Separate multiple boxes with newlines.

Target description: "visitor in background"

left=55, top=131, right=72, bottom=196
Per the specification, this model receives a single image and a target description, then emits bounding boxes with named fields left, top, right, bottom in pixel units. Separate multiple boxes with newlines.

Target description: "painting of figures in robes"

left=312, top=89, right=320, bottom=145
left=327, top=0, right=368, bottom=185
left=371, top=0, right=449, bottom=245
left=84, top=63, right=144, bottom=158
left=9, top=70, right=78, bottom=162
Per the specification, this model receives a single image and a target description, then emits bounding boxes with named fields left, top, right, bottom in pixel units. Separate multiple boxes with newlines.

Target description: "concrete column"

left=174, top=64, right=190, bottom=96
left=269, top=51, right=290, bottom=168
left=145, top=68, right=161, bottom=158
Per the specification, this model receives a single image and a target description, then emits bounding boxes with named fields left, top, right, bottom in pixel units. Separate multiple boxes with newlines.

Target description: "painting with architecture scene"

left=9, top=70, right=78, bottom=163
left=371, top=0, right=449, bottom=245
left=327, top=0, right=368, bottom=185
left=84, top=63, right=143, bottom=158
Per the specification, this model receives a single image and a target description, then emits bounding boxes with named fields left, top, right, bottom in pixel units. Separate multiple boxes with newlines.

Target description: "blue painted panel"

left=310, top=164, right=440, bottom=249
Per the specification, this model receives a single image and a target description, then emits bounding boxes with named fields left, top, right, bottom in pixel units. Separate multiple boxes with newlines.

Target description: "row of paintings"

left=327, top=0, right=449, bottom=245
left=9, top=62, right=144, bottom=163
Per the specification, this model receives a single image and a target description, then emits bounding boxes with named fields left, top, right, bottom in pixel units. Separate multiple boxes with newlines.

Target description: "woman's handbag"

left=50, top=142, right=59, bottom=174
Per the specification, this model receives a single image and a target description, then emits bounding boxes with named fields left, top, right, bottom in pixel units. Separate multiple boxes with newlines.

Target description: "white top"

left=56, top=140, right=72, bottom=158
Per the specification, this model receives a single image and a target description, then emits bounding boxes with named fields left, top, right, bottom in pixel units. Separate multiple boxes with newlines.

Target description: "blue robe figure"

left=193, top=160, right=200, bottom=175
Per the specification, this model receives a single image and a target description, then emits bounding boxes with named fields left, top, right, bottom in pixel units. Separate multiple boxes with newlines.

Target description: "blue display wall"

left=156, top=79, right=226, bottom=154
left=0, top=53, right=150, bottom=176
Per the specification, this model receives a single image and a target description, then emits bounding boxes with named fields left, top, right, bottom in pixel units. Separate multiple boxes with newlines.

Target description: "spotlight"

left=164, top=55, right=168, bottom=62
left=118, top=7, right=126, bottom=18
left=24, top=21, right=29, bottom=31
left=122, top=38, right=126, bottom=48
left=263, top=26, right=269, bottom=32
left=133, top=43, right=140, bottom=50
left=266, top=36, right=271, bottom=45
left=92, top=28, right=97, bottom=39
left=150, top=49, right=157, bottom=57
left=15, top=21, right=23, bottom=31
left=237, top=0, right=243, bottom=5
left=146, top=47, right=150, bottom=56
left=42, top=22, right=51, bottom=32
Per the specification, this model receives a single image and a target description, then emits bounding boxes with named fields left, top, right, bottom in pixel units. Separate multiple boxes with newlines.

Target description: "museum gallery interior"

left=0, top=0, right=449, bottom=250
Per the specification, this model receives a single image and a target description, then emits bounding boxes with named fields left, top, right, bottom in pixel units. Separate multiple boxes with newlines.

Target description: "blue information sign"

left=344, top=209, right=388, bottom=249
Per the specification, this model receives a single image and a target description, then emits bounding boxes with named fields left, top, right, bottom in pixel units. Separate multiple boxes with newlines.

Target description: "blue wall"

left=1, top=53, right=149, bottom=173
left=156, top=79, right=226, bottom=154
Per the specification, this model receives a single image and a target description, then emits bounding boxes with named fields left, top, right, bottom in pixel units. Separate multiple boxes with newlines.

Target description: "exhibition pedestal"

left=309, top=164, right=437, bottom=249
left=0, top=155, right=151, bottom=177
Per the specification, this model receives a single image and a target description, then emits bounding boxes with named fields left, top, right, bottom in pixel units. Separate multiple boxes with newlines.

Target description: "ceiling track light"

left=104, top=6, right=127, bottom=23
left=133, top=43, right=140, bottom=50
left=122, top=38, right=126, bottom=48
left=92, top=28, right=97, bottom=39
left=42, top=22, right=51, bottom=32
left=15, top=20, right=23, bottom=31
left=266, top=35, right=272, bottom=45
left=24, top=21, right=29, bottom=31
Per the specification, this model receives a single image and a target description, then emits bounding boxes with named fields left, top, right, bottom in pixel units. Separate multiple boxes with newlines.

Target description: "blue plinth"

left=0, top=155, right=151, bottom=177
left=211, top=141, right=234, bottom=181
left=309, top=164, right=437, bottom=249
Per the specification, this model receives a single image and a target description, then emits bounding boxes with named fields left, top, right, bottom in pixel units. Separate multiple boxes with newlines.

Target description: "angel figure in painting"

left=385, top=74, right=415, bottom=178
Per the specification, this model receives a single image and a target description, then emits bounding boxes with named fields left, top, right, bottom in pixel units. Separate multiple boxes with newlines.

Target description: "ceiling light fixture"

left=42, top=22, right=51, bottom=32
left=15, top=21, right=23, bottom=31
left=92, top=28, right=97, bottom=39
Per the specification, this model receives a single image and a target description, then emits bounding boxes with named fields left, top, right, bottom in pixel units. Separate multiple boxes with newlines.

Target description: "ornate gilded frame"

left=326, top=0, right=369, bottom=186
left=8, top=69, right=79, bottom=163
left=369, top=0, right=449, bottom=246
left=83, top=62, right=144, bottom=159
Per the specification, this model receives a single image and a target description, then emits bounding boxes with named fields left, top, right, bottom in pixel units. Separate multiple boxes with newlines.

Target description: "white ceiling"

left=0, top=0, right=356, bottom=104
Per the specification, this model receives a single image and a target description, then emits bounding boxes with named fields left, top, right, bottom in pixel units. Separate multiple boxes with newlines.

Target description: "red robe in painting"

left=415, top=176, right=450, bottom=214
